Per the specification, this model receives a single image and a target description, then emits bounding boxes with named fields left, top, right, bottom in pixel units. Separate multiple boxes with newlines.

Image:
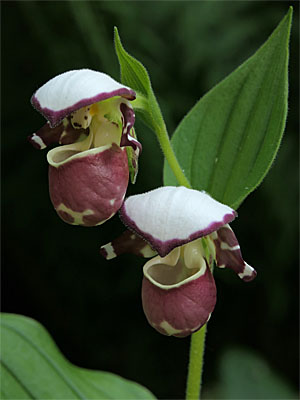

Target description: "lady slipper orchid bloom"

left=100, top=186, right=257, bottom=337
left=29, top=69, right=141, bottom=226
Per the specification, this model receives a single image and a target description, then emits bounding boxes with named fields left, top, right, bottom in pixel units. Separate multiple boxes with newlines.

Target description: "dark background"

left=2, top=1, right=299, bottom=399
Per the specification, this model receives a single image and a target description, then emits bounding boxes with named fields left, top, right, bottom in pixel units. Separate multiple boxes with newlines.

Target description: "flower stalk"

left=155, top=123, right=192, bottom=189
left=132, top=90, right=191, bottom=189
left=186, top=326, right=207, bottom=400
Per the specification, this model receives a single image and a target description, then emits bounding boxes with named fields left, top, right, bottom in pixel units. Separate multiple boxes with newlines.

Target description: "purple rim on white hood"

left=119, top=186, right=237, bottom=257
left=31, top=69, right=136, bottom=127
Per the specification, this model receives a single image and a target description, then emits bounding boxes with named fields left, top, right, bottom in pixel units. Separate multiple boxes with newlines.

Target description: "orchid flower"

left=100, top=186, right=257, bottom=337
left=29, top=69, right=141, bottom=226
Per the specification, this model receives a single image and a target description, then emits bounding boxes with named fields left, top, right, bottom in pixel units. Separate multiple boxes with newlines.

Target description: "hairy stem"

left=186, top=326, right=207, bottom=399
left=155, top=124, right=191, bottom=188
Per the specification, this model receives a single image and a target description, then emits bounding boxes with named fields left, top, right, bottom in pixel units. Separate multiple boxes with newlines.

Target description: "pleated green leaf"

left=164, top=8, right=292, bottom=209
left=114, top=27, right=166, bottom=136
left=0, top=313, right=156, bottom=400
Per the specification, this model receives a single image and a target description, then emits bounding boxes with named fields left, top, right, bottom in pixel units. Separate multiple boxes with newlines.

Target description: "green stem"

left=133, top=91, right=191, bottom=188
left=186, top=326, right=207, bottom=399
left=155, top=124, right=192, bottom=189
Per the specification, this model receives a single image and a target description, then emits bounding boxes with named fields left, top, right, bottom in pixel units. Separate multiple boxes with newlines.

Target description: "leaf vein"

left=1, top=322, right=85, bottom=400
left=1, top=358, right=35, bottom=399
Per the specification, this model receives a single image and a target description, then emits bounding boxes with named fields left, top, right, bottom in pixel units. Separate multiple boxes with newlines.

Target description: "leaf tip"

left=287, top=6, right=293, bottom=22
left=114, top=26, right=124, bottom=53
left=285, top=6, right=293, bottom=40
left=113, top=26, right=120, bottom=45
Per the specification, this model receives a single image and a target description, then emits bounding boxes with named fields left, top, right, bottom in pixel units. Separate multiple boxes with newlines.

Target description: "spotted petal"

left=120, top=186, right=236, bottom=257
left=28, top=117, right=89, bottom=150
left=31, top=69, right=136, bottom=127
left=100, top=230, right=156, bottom=260
left=211, top=224, right=257, bottom=281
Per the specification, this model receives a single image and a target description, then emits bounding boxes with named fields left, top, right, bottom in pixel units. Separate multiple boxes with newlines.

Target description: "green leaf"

left=114, top=27, right=166, bottom=136
left=204, top=348, right=298, bottom=399
left=0, top=313, right=156, bottom=400
left=164, top=8, right=292, bottom=209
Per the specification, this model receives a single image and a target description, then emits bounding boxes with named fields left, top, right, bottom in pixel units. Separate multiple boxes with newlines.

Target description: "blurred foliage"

left=203, top=348, right=298, bottom=399
left=2, top=1, right=299, bottom=399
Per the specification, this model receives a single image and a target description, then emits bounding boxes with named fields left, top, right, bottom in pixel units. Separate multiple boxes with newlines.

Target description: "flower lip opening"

left=51, top=149, right=80, bottom=163
left=144, top=241, right=207, bottom=290
left=147, top=260, right=199, bottom=286
left=47, top=131, right=94, bottom=167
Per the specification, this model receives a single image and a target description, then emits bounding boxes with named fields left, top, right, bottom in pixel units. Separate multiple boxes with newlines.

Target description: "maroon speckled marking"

left=213, top=226, right=257, bottom=281
left=57, top=210, right=74, bottom=224
left=119, top=204, right=236, bottom=257
left=28, top=117, right=88, bottom=150
left=100, top=230, right=154, bottom=259
left=49, top=143, right=129, bottom=226
left=31, top=88, right=136, bottom=128
left=142, top=266, right=216, bottom=338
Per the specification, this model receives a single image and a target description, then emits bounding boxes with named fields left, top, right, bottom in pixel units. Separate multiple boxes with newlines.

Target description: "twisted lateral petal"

left=142, top=249, right=216, bottom=337
left=120, top=186, right=236, bottom=257
left=125, top=129, right=140, bottom=184
left=211, top=224, right=257, bottom=281
left=100, top=230, right=157, bottom=260
left=119, top=103, right=141, bottom=153
left=48, top=142, right=129, bottom=226
left=28, top=118, right=89, bottom=150
left=31, top=69, right=136, bottom=127
left=119, top=103, right=141, bottom=184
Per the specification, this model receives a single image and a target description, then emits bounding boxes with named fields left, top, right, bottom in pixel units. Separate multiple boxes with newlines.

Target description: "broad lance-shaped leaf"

left=114, top=27, right=166, bottom=137
left=164, top=8, right=292, bottom=209
left=0, top=313, right=156, bottom=400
